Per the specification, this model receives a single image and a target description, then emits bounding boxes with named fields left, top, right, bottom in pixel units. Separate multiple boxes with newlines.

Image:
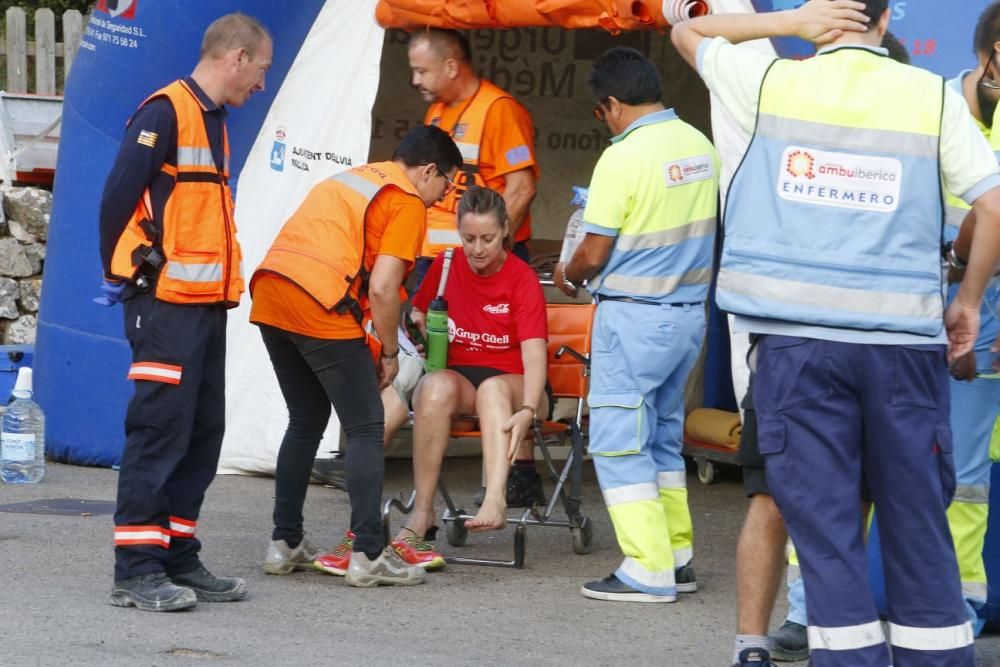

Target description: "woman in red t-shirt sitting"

left=396, top=186, right=548, bottom=567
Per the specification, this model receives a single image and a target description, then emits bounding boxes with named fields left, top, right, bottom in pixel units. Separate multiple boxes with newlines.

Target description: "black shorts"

left=451, top=365, right=506, bottom=389
left=449, top=365, right=555, bottom=420
left=740, top=373, right=872, bottom=502
left=739, top=378, right=770, bottom=498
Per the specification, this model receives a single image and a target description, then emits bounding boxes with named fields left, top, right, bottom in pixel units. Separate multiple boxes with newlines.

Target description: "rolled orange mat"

left=685, top=408, right=742, bottom=448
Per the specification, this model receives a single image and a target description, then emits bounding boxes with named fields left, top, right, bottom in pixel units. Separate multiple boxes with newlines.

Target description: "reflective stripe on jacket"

left=422, top=79, right=511, bottom=257
left=588, top=109, right=718, bottom=305
left=251, top=161, right=423, bottom=319
left=718, top=48, right=946, bottom=336
left=110, top=79, right=244, bottom=306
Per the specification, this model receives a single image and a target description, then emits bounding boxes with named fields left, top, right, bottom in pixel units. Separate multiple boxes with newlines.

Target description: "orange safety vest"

left=251, top=161, right=423, bottom=330
left=109, top=80, right=244, bottom=307
left=422, top=79, right=514, bottom=258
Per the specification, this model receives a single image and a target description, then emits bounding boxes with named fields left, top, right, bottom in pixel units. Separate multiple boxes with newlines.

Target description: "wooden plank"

left=6, top=7, right=27, bottom=94
left=0, top=41, right=70, bottom=57
left=62, top=10, right=83, bottom=82
left=34, top=9, right=56, bottom=95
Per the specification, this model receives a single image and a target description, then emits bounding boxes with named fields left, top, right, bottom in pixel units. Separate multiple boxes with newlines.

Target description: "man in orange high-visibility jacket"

left=97, top=13, right=272, bottom=613
left=408, top=28, right=543, bottom=505
left=251, top=125, right=462, bottom=586
left=408, top=29, right=539, bottom=269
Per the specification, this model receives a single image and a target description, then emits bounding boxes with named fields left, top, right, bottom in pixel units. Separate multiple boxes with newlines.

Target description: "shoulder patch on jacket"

left=505, top=144, right=531, bottom=167
left=137, top=130, right=158, bottom=148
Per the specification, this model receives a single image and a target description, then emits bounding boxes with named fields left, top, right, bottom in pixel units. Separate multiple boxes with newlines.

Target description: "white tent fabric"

left=216, top=0, right=771, bottom=474
left=707, top=0, right=779, bottom=413
left=218, top=0, right=385, bottom=474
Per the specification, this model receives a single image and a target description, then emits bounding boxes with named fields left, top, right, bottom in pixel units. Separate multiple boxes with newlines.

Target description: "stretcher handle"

left=555, top=345, right=588, bottom=364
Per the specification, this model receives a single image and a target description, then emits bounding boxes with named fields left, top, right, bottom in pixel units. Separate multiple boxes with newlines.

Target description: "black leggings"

left=259, top=324, right=385, bottom=559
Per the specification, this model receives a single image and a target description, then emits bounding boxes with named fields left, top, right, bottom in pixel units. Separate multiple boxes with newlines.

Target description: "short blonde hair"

left=200, top=13, right=270, bottom=61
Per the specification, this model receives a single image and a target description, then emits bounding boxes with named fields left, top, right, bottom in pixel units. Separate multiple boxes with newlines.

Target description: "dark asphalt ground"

left=1, top=458, right=997, bottom=666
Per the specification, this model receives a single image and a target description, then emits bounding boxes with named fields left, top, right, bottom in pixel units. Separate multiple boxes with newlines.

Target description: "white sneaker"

left=264, top=537, right=321, bottom=575
left=345, top=548, right=427, bottom=587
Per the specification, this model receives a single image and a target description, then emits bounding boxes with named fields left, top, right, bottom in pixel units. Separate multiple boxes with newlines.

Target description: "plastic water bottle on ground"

left=1, top=367, right=45, bottom=483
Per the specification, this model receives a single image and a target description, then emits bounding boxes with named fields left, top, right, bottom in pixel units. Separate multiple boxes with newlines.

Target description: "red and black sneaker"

left=313, top=530, right=354, bottom=576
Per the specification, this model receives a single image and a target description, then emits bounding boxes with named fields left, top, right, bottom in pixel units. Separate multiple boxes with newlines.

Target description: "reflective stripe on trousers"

left=588, top=300, right=704, bottom=595
left=755, top=337, right=973, bottom=667
left=946, top=374, right=1000, bottom=635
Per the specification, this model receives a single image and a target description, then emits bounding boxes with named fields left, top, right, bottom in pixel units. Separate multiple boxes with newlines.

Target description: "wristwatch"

left=560, top=266, right=577, bottom=290
left=519, top=404, right=537, bottom=420
left=381, top=348, right=399, bottom=360
left=945, top=242, right=967, bottom=271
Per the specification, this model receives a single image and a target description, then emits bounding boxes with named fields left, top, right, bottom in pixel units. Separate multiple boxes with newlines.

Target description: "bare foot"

left=465, top=497, right=507, bottom=533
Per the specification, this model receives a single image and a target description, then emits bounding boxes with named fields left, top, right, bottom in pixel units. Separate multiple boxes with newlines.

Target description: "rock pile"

left=0, top=187, right=49, bottom=344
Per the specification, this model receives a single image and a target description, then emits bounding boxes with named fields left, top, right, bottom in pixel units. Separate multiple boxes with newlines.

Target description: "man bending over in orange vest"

left=251, top=125, right=462, bottom=587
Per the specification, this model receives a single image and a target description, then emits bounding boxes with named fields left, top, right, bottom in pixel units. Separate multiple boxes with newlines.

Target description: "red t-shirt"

left=412, top=248, right=547, bottom=374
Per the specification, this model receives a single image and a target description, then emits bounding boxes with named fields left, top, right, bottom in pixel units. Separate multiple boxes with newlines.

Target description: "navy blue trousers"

left=755, top=336, right=973, bottom=667
left=114, top=292, right=227, bottom=580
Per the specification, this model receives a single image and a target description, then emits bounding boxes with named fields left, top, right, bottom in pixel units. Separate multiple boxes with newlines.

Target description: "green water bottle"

left=425, top=249, right=454, bottom=372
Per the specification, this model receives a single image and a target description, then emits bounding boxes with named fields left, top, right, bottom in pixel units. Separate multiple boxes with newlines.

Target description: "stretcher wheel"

left=571, top=516, right=593, bottom=554
left=447, top=515, right=468, bottom=547
left=696, top=458, right=716, bottom=485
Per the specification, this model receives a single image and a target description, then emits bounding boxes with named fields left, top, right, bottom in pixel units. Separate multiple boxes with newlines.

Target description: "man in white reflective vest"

left=555, top=47, right=718, bottom=604
left=941, top=0, right=1000, bottom=637
left=674, top=1, right=1000, bottom=666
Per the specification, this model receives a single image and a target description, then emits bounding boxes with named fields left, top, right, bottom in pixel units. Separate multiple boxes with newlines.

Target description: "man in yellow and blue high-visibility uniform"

left=554, top=47, right=718, bottom=603
left=942, top=1, right=1000, bottom=636
left=674, top=1, right=1000, bottom=666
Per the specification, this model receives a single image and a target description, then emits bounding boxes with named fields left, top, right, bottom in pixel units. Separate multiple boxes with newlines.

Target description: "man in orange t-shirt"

left=250, top=125, right=462, bottom=587
left=408, top=29, right=539, bottom=274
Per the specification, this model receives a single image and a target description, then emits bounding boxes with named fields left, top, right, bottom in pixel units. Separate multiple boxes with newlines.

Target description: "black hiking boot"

left=169, top=564, right=247, bottom=602
left=110, top=571, right=197, bottom=612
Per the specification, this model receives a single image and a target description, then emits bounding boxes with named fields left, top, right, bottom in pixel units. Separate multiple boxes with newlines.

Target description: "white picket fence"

left=2, top=7, right=84, bottom=95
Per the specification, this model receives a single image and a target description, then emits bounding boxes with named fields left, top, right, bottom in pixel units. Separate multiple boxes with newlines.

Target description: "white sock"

left=733, top=635, right=769, bottom=663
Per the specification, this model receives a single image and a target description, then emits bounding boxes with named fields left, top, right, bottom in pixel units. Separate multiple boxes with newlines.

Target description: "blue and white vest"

left=718, top=47, right=946, bottom=337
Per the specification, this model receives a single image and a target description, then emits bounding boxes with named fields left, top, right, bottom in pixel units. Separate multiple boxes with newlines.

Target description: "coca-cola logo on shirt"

left=482, top=303, right=510, bottom=315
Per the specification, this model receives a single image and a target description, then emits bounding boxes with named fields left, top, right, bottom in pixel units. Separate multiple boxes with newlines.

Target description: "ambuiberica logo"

left=778, top=145, right=901, bottom=213
left=663, top=154, right=715, bottom=188
left=785, top=150, right=815, bottom=179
